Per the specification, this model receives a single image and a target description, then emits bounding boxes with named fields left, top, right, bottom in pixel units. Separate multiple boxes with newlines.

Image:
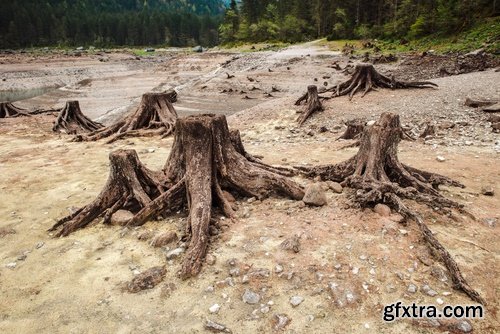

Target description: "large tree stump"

left=312, top=63, right=437, bottom=101
left=296, top=113, right=485, bottom=304
left=74, top=92, right=178, bottom=143
left=295, top=85, right=324, bottom=125
left=0, top=102, right=30, bottom=118
left=52, top=101, right=103, bottom=134
left=50, top=114, right=304, bottom=278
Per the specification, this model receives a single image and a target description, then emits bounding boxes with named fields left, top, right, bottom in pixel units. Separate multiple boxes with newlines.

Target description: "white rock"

left=5, top=262, right=16, bottom=269
left=209, top=304, right=221, bottom=313
left=242, top=289, right=260, bottom=304
left=166, top=247, right=185, bottom=259
left=290, top=296, right=304, bottom=307
left=436, top=156, right=446, bottom=162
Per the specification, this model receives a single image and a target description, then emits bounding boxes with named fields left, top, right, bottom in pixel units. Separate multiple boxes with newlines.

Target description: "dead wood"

left=295, top=85, right=323, bottom=125
left=74, top=91, right=177, bottom=143
left=52, top=101, right=103, bottom=134
left=420, top=123, right=436, bottom=138
left=338, top=119, right=365, bottom=140
left=295, top=112, right=484, bottom=304
left=327, top=63, right=437, bottom=100
left=126, top=266, right=166, bottom=293
left=464, top=98, right=497, bottom=108
left=0, top=102, right=30, bottom=118
left=51, top=114, right=304, bottom=279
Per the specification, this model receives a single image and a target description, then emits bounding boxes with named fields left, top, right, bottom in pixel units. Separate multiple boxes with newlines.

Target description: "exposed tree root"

left=52, top=101, right=103, bottom=134
left=51, top=114, right=304, bottom=279
left=74, top=92, right=177, bottom=143
left=295, top=113, right=484, bottom=304
left=295, top=85, right=323, bottom=125
left=319, top=63, right=437, bottom=100
left=0, top=102, right=30, bottom=118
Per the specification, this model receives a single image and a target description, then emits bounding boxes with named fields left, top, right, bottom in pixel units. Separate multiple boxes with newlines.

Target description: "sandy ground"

left=0, top=43, right=499, bottom=333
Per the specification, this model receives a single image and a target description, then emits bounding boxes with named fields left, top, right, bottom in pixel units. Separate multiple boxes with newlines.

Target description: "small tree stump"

left=0, top=102, right=30, bottom=118
left=51, top=114, right=304, bottom=279
left=419, top=123, right=436, bottom=138
left=338, top=119, right=365, bottom=140
left=295, top=85, right=324, bottom=125
left=296, top=113, right=484, bottom=305
left=52, top=101, right=103, bottom=134
left=75, top=91, right=178, bottom=143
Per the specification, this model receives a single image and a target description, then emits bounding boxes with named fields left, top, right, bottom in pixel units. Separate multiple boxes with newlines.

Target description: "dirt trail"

left=0, top=43, right=499, bottom=333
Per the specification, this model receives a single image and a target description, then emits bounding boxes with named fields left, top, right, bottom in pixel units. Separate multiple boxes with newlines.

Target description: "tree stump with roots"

left=74, top=92, right=178, bottom=143
left=338, top=119, right=366, bottom=140
left=329, top=63, right=438, bottom=100
left=50, top=114, right=304, bottom=278
left=0, top=102, right=30, bottom=118
left=52, top=101, right=103, bottom=134
left=296, top=112, right=485, bottom=304
left=295, top=85, right=323, bottom=125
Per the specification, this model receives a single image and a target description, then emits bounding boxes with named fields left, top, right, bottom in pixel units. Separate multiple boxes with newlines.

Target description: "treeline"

left=220, top=0, right=498, bottom=43
left=0, top=0, right=224, bottom=48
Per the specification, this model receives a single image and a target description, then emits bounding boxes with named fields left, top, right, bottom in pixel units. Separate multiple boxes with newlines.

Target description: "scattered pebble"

left=5, top=262, right=17, bottom=269
left=481, top=186, right=494, bottom=196
left=272, top=314, right=290, bottom=331
left=165, top=247, right=185, bottom=259
left=242, top=289, right=260, bottom=304
left=436, top=156, right=446, bottom=162
left=302, top=183, right=327, bottom=206
left=422, top=284, right=438, bottom=297
left=407, top=283, right=418, bottom=294
left=290, top=296, right=304, bottom=307
left=209, top=304, right=221, bottom=313
left=205, top=319, right=231, bottom=333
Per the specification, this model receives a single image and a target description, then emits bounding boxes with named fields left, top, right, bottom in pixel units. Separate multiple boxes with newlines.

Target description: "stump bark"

left=296, top=112, right=485, bottom=304
left=328, top=63, right=437, bottom=100
left=74, top=92, right=178, bottom=143
left=295, top=85, right=324, bottom=125
left=0, top=102, right=30, bottom=118
left=50, top=114, right=304, bottom=279
left=52, top=101, right=103, bottom=134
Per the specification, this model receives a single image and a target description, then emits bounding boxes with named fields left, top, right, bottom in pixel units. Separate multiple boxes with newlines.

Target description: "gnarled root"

left=0, top=102, right=30, bottom=118
left=296, top=112, right=483, bottom=304
left=51, top=114, right=304, bottom=279
left=52, top=101, right=103, bottom=134
left=327, top=63, right=437, bottom=100
left=74, top=92, right=178, bottom=143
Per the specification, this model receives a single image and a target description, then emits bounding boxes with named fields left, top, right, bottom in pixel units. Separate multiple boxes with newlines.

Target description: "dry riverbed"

left=0, top=44, right=499, bottom=333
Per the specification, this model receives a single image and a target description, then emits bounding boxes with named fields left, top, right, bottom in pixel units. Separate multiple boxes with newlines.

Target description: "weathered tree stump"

left=338, top=119, right=365, bottom=140
left=295, top=85, right=324, bottom=125
left=52, top=101, right=103, bottom=134
left=0, top=102, right=30, bottom=118
left=330, top=63, right=437, bottom=100
left=74, top=92, right=178, bottom=143
left=296, top=113, right=485, bottom=304
left=50, top=114, right=304, bottom=278
left=419, top=123, right=436, bottom=138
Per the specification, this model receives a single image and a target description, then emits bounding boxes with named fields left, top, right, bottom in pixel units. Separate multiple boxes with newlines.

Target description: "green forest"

left=0, top=0, right=498, bottom=48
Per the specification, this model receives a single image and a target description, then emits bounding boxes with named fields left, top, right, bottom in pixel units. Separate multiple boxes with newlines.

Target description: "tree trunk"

left=52, top=101, right=103, bottom=134
left=51, top=114, right=304, bottom=279
left=74, top=91, right=178, bottom=143
left=0, top=102, right=30, bottom=118
left=295, top=85, right=324, bottom=125
left=296, top=112, right=485, bottom=305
